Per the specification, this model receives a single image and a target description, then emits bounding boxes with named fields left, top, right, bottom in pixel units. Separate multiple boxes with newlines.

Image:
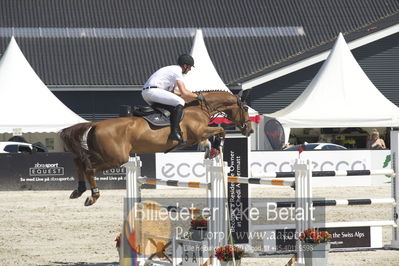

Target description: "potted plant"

left=190, top=215, right=208, bottom=241
left=299, top=228, right=332, bottom=266
left=215, top=244, right=244, bottom=266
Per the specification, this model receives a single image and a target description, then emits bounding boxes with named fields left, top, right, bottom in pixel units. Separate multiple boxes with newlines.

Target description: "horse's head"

left=196, top=91, right=254, bottom=137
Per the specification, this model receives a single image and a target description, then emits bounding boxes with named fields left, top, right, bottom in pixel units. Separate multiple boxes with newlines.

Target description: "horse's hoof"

left=84, top=196, right=97, bottom=206
left=84, top=192, right=100, bottom=206
left=70, top=189, right=85, bottom=199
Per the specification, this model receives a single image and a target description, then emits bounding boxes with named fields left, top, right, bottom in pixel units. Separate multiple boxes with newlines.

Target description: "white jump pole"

left=390, top=130, right=399, bottom=249
left=205, top=157, right=228, bottom=265
left=294, top=159, right=313, bottom=266
left=120, top=156, right=142, bottom=266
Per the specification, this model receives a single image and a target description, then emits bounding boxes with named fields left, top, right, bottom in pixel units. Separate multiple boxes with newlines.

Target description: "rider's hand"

left=197, top=94, right=205, bottom=101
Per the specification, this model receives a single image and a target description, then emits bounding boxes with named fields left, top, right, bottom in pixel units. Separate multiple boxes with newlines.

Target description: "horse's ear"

left=237, top=90, right=249, bottom=104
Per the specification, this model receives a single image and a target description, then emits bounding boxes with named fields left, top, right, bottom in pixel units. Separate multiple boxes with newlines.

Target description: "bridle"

left=234, top=95, right=252, bottom=133
left=196, top=92, right=251, bottom=132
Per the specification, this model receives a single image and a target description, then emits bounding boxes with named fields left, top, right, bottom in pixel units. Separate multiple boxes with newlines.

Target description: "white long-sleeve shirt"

left=143, top=65, right=184, bottom=92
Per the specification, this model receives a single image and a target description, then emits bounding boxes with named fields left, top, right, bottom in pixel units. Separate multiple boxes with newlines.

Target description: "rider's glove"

left=197, top=94, right=205, bottom=101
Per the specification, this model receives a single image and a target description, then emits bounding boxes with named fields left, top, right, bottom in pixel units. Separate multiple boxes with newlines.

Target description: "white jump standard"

left=120, top=156, right=228, bottom=266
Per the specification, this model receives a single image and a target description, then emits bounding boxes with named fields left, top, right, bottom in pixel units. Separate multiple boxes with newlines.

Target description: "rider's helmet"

left=177, top=54, right=194, bottom=67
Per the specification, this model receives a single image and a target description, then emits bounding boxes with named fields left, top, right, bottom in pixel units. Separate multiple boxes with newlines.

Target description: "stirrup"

left=169, top=131, right=185, bottom=144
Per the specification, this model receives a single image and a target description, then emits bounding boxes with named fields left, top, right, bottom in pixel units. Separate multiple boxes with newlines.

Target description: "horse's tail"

left=59, top=122, right=95, bottom=170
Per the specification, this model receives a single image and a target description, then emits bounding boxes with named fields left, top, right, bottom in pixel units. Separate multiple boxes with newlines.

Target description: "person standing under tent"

left=367, top=129, right=386, bottom=149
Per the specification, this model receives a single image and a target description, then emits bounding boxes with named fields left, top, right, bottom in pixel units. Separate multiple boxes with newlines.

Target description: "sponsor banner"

left=154, top=150, right=391, bottom=187
left=252, top=150, right=374, bottom=172
left=224, top=136, right=250, bottom=244
left=94, top=153, right=155, bottom=189
left=0, top=153, right=155, bottom=191
left=0, top=153, right=76, bottom=190
left=251, top=150, right=391, bottom=187
left=155, top=152, right=206, bottom=181
left=274, top=226, right=372, bottom=251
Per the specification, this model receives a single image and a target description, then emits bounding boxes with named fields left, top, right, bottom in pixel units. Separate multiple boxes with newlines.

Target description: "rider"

left=142, top=54, right=200, bottom=144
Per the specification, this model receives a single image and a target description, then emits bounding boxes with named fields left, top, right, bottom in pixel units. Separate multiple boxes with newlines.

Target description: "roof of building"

left=1, top=0, right=399, bottom=87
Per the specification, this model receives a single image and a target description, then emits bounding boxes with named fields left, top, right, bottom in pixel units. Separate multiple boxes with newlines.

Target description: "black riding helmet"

left=177, top=54, right=194, bottom=67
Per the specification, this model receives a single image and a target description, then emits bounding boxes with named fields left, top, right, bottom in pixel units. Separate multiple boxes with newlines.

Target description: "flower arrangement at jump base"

left=190, top=215, right=208, bottom=230
left=299, top=228, right=332, bottom=244
left=299, top=228, right=333, bottom=266
left=215, top=244, right=244, bottom=265
left=189, top=215, right=208, bottom=241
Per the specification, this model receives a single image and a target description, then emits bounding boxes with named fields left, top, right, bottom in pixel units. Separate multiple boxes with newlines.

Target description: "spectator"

left=367, top=129, right=386, bottom=149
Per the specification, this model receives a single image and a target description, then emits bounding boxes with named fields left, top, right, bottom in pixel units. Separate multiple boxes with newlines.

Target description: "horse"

left=60, top=90, right=253, bottom=206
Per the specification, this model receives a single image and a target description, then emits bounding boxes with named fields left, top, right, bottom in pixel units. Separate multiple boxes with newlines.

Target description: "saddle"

left=130, top=103, right=183, bottom=127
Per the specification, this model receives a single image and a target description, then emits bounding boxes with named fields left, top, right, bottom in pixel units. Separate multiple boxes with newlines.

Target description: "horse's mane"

left=186, top=90, right=234, bottom=107
left=193, top=89, right=233, bottom=94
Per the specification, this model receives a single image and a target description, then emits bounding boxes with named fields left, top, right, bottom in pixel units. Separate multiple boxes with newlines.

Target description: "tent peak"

left=184, top=27, right=231, bottom=93
left=267, top=33, right=399, bottom=128
left=0, top=37, right=86, bottom=133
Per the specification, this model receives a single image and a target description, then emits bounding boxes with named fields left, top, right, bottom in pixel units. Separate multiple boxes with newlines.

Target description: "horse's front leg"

left=200, top=126, right=226, bottom=140
left=84, top=169, right=100, bottom=206
left=199, top=127, right=226, bottom=159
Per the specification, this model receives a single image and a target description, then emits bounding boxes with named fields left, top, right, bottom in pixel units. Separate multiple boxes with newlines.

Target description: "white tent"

left=268, top=33, right=399, bottom=129
left=185, top=29, right=259, bottom=121
left=0, top=37, right=87, bottom=134
left=184, top=29, right=231, bottom=93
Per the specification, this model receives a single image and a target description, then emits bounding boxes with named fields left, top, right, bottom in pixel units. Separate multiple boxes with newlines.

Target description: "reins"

left=196, top=92, right=219, bottom=123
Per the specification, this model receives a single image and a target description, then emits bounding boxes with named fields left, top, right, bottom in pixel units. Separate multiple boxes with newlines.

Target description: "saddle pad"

left=133, top=104, right=171, bottom=117
left=142, top=113, right=171, bottom=126
left=133, top=105, right=184, bottom=127
left=142, top=110, right=185, bottom=127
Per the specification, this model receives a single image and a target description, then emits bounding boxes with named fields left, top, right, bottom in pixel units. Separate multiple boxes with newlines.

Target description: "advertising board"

left=154, top=150, right=391, bottom=187
left=0, top=153, right=155, bottom=190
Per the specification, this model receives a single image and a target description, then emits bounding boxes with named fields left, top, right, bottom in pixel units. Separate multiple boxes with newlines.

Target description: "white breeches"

left=142, top=88, right=185, bottom=107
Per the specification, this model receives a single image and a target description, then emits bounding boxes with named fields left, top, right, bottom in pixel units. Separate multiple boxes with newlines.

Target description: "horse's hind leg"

left=84, top=169, right=100, bottom=206
left=70, top=159, right=87, bottom=199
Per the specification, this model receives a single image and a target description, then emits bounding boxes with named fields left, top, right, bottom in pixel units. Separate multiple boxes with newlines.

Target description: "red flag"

left=298, top=145, right=304, bottom=154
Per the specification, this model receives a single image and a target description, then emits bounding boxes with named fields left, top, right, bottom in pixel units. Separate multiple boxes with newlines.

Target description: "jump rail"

left=137, top=176, right=296, bottom=188
left=252, top=198, right=396, bottom=208
left=228, top=176, right=295, bottom=187
left=137, top=177, right=209, bottom=189
left=252, top=168, right=395, bottom=178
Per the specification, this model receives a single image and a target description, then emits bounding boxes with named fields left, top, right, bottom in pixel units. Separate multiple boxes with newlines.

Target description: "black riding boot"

left=169, top=104, right=185, bottom=144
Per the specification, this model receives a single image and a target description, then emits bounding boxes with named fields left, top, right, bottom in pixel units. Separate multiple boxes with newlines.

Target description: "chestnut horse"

left=60, top=91, right=253, bottom=206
